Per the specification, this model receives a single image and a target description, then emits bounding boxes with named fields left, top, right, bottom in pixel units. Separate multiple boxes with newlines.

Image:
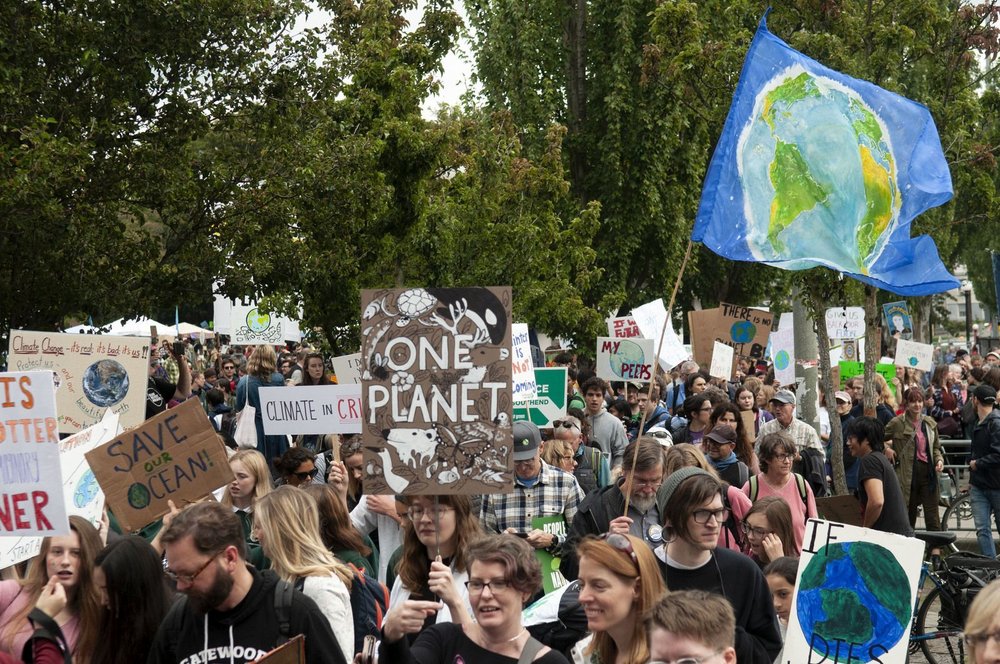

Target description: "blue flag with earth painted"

left=692, top=13, right=957, bottom=296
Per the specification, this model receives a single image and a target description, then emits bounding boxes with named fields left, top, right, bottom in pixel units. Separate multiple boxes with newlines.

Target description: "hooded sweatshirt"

left=147, top=567, right=344, bottom=664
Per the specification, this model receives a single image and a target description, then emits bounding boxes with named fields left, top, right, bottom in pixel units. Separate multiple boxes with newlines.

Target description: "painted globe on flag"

left=738, top=66, right=901, bottom=273
left=796, top=541, right=911, bottom=662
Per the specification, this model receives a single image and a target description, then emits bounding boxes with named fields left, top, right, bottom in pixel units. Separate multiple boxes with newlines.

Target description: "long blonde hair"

left=220, top=449, right=273, bottom=508
left=254, top=486, right=353, bottom=588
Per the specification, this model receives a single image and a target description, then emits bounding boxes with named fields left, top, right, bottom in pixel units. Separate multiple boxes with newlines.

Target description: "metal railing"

left=939, top=438, right=973, bottom=533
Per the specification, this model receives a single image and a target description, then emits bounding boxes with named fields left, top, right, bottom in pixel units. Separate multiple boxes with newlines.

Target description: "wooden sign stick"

left=623, top=239, right=694, bottom=517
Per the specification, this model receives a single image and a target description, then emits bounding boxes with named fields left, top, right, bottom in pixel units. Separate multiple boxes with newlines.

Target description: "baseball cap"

left=835, top=391, right=851, bottom=403
left=705, top=425, right=737, bottom=446
left=512, top=420, right=541, bottom=461
left=986, top=350, right=1000, bottom=361
left=770, top=389, right=796, bottom=405
left=973, top=384, right=997, bottom=404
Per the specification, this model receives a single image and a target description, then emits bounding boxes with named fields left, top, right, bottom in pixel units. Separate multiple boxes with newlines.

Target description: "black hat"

left=973, top=384, right=997, bottom=405
left=705, top=425, right=737, bottom=446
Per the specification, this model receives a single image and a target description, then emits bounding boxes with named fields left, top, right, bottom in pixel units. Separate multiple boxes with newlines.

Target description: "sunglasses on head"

left=602, top=533, right=639, bottom=571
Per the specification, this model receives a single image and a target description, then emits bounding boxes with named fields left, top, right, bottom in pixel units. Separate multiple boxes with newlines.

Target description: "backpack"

left=748, top=473, right=809, bottom=524
left=720, top=490, right=746, bottom=552
left=345, top=564, right=390, bottom=655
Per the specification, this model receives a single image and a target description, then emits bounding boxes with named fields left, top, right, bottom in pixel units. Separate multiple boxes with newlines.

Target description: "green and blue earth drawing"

left=738, top=66, right=900, bottom=274
left=797, top=541, right=911, bottom=662
left=82, top=359, right=129, bottom=407
left=608, top=340, right=646, bottom=378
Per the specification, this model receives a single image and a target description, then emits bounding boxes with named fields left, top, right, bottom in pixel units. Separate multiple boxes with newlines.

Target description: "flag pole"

left=623, top=239, right=694, bottom=516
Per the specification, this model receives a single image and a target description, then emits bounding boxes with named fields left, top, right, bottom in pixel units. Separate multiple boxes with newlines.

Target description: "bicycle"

left=941, top=489, right=974, bottom=532
left=909, top=530, right=1000, bottom=663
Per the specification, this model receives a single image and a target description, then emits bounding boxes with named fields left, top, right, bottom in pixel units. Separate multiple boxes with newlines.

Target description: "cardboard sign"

left=606, top=316, right=641, bottom=338
left=770, top=327, right=796, bottom=386
left=85, top=399, right=234, bottom=532
left=782, top=519, right=922, bottom=664
left=360, top=287, right=513, bottom=496
left=255, top=635, right=305, bottom=664
left=709, top=341, right=735, bottom=379
left=596, top=337, right=654, bottom=382
left=631, top=299, right=688, bottom=369
left=882, top=301, right=913, bottom=340
left=894, top=339, right=933, bottom=373
left=825, top=307, right=866, bottom=340
left=0, top=409, right=119, bottom=568
left=689, top=303, right=773, bottom=369
left=229, top=304, right=299, bottom=345
left=0, top=372, right=68, bottom=538
left=814, top=495, right=864, bottom=527
left=7, top=331, right=150, bottom=434
left=259, top=385, right=362, bottom=435
left=740, top=411, right=757, bottom=446
left=330, top=353, right=363, bottom=384
left=511, top=323, right=537, bottom=400
left=513, top=368, right=568, bottom=428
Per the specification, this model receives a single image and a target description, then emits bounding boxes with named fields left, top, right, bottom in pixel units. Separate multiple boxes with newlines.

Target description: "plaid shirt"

left=756, top=416, right=826, bottom=462
left=480, top=461, right=586, bottom=543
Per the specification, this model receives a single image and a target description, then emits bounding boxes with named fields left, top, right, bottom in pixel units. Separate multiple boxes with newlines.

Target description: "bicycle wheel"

left=942, top=494, right=974, bottom=532
left=915, top=586, right=965, bottom=664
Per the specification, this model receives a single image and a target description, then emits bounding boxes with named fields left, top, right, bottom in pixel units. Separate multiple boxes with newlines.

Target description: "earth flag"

left=692, top=13, right=958, bottom=296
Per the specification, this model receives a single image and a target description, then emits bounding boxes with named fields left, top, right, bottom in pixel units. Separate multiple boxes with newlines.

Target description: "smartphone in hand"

left=360, top=635, right=377, bottom=664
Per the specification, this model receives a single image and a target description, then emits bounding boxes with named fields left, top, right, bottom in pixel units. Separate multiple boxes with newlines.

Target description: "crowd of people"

left=2, top=337, right=1000, bottom=664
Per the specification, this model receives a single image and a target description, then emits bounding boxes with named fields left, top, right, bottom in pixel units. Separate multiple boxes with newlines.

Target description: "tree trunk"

left=563, top=0, right=588, bottom=202
left=863, top=284, right=879, bottom=417
left=811, top=290, right=847, bottom=495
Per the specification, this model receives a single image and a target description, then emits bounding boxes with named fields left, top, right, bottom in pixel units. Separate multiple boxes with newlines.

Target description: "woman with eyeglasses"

left=741, top=432, right=817, bottom=553
left=380, top=534, right=569, bottom=663
left=273, top=446, right=320, bottom=488
left=742, top=496, right=799, bottom=568
left=963, top=576, right=1000, bottom=663
left=574, top=534, right=665, bottom=664
left=883, top=386, right=945, bottom=531
left=672, top=394, right=713, bottom=446
left=382, top=495, right=483, bottom=644
left=657, top=468, right=782, bottom=664
left=253, top=486, right=355, bottom=662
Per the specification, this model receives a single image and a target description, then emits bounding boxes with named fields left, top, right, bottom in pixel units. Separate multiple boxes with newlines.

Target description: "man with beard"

left=147, top=502, right=344, bottom=664
left=560, top=438, right=669, bottom=580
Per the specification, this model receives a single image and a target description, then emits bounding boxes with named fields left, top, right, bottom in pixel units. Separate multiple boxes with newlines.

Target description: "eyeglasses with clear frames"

left=165, top=551, right=222, bottom=584
left=407, top=506, right=454, bottom=521
left=649, top=652, right=723, bottom=664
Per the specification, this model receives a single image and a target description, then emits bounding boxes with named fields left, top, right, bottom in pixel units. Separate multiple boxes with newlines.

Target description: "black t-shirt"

left=856, top=452, right=913, bottom=536
left=146, top=375, right=176, bottom=419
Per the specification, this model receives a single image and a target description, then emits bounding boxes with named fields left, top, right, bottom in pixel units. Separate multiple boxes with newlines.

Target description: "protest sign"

left=882, top=301, right=913, bottom=340
left=532, top=514, right=569, bottom=594
left=85, top=399, right=233, bottom=532
left=7, top=331, right=150, bottom=434
left=709, top=341, right=734, bottom=380
left=0, top=372, right=67, bottom=541
left=330, top=353, right=363, bottom=384
left=513, top=368, right=568, bottom=428
left=838, top=361, right=897, bottom=397
left=689, top=303, right=773, bottom=369
left=841, top=339, right=859, bottom=362
left=511, top=323, right=537, bottom=400
left=770, top=327, right=796, bottom=386
left=782, top=519, right=922, bottom=664
left=631, top=299, right=688, bottom=369
left=229, top=304, right=299, bottom=345
left=0, top=409, right=119, bottom=568
left=606, top=316, right=641, bottom=338
left=596, top=337, right=654, bottom=382
left=360, top=287, right=513, bottom=496
left=825, top=307, right=866, bottom=340
left=894, top=339, right=933, bottom=373
left=259, top=385, right=362, bottom=435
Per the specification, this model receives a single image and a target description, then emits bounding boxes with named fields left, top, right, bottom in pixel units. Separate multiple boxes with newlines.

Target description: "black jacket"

left=147, top=567, right=344, bottom=664
left=971, top=408, right=1000, bottom=490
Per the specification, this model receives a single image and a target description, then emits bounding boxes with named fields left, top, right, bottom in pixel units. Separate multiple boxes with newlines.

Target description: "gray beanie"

left=657, top=466, right=714, bottom=516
